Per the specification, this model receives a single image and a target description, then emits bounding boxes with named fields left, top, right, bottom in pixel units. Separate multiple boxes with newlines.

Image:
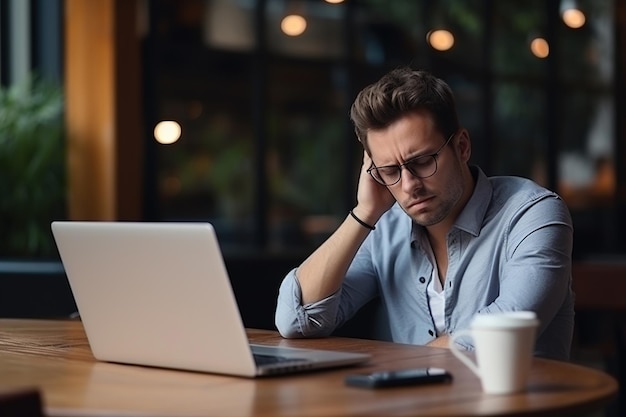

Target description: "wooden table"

left=0, top=319, right=617, bottom=417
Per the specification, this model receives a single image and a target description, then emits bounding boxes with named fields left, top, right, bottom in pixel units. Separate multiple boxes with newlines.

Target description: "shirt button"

left=419, top=277, right=426, bottom=284
left=428, top=329, right=434, bottom=336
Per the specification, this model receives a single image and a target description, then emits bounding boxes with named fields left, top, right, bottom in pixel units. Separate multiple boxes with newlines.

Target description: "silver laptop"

left=51, top=221, right=370, bottom=377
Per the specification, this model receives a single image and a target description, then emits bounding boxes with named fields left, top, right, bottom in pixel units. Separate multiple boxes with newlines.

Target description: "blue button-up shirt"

left=275, top=167, right=575, bottom=361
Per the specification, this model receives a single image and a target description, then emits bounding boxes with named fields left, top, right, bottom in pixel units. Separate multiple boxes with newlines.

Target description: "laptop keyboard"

left=253, top=353, right=307, bottom=366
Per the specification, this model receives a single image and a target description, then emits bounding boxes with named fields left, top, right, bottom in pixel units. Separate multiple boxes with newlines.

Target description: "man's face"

left=367, top=110, right=471, bottom=228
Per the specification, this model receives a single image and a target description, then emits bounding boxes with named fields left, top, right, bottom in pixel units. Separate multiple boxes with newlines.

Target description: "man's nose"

left=400, top=167, right=424, bottom=193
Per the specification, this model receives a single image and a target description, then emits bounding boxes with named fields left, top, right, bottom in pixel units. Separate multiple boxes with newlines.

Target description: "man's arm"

left=275, top=152, right=395, bottom=338
left=297, top=212, right=373, bottom=304
left=481, top=195, right=574, bottom=344
left=297, top=152, right=395, bottom=305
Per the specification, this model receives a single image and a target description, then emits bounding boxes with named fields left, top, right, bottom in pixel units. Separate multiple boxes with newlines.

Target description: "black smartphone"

left=345, top=367, right=452, bottom=389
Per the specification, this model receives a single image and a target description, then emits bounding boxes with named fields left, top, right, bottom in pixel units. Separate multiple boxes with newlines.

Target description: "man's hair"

left=349, top=67, right=460, bottom=152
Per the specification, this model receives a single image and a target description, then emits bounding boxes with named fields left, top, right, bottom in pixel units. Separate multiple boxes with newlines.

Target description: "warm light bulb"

left=562, top=8, right=586, bottom=29
left=281, top=14, right=307, bottom=36
left=426, top=29, right=454, bottom=51
left=154, top=121, right=181, bottom=144
left=324, top=0, right=344, bottom=3
left=530, top=37, right=550, bottom=59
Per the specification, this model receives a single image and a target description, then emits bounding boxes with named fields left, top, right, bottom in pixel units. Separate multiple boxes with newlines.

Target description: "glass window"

left=492, top=82, right=548, bottom=182
left=431, top=0, right=485, bottom=69
left=558, top=0, right=614, bottom=82
left=492, top=0, right=546, bottom=76
left=555, top=0, right=616, bottom=255
left=265, top=61, right=348, bottom=249
left=449, top=75, right=485, bottom=168
left=151, top=1, right=256, bottom=247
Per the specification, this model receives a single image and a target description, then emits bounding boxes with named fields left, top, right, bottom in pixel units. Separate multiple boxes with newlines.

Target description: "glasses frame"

left=367, top=132, right=457, bottom=186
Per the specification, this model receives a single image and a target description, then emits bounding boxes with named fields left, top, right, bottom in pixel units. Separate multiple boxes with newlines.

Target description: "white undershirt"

left=427, top=267, right=446, bottom=336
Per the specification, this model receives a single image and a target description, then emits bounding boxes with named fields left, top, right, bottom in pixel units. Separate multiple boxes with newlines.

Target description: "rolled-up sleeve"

left=275, top=230, right=382, bottom=338
left=275, top=268, right=344, bottom=338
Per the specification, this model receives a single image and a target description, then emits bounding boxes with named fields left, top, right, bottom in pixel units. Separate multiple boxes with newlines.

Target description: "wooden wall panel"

left=64, top=0, right=142, bottom=220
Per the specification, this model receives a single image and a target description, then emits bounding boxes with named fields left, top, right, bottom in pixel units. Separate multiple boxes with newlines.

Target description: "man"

left=275, top=67, right=575, bottom=361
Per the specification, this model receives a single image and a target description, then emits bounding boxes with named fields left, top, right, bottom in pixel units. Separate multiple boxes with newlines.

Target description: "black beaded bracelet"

left=349, top=210, right=376, bottom=231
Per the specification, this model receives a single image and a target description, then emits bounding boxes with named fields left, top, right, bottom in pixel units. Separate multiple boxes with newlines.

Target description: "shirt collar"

left=454, top=165, right=491, bottom=237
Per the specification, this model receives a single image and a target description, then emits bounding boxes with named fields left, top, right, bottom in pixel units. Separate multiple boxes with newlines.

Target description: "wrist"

left=349, top=208, right=378, bottom=231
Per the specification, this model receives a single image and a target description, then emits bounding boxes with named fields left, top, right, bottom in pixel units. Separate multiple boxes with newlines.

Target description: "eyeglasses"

left=367, top=132, right=456, bottom=186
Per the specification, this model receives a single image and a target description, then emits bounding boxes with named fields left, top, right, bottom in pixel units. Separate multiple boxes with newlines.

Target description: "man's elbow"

left=274, top=313, right=303, bottom=339
left=275, top=314, right=336, bottom=339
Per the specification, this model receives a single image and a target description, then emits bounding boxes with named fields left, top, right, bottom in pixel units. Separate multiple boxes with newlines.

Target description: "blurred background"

left=0, top=0, right=625, bottom=413
left=1, top=0, right=624, bottom=259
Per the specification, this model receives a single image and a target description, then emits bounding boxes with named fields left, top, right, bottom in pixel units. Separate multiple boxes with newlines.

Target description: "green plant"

left=0, top=75, right=65, bottom=258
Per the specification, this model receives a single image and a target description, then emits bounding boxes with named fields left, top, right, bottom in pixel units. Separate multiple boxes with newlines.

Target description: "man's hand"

left=353, top=151, right=395, bottom=225
left=426, top=335, right=451, bottom=349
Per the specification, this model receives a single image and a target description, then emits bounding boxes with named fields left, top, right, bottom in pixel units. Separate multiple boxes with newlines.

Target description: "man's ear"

left=456, top=129, right=472, bottom=162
